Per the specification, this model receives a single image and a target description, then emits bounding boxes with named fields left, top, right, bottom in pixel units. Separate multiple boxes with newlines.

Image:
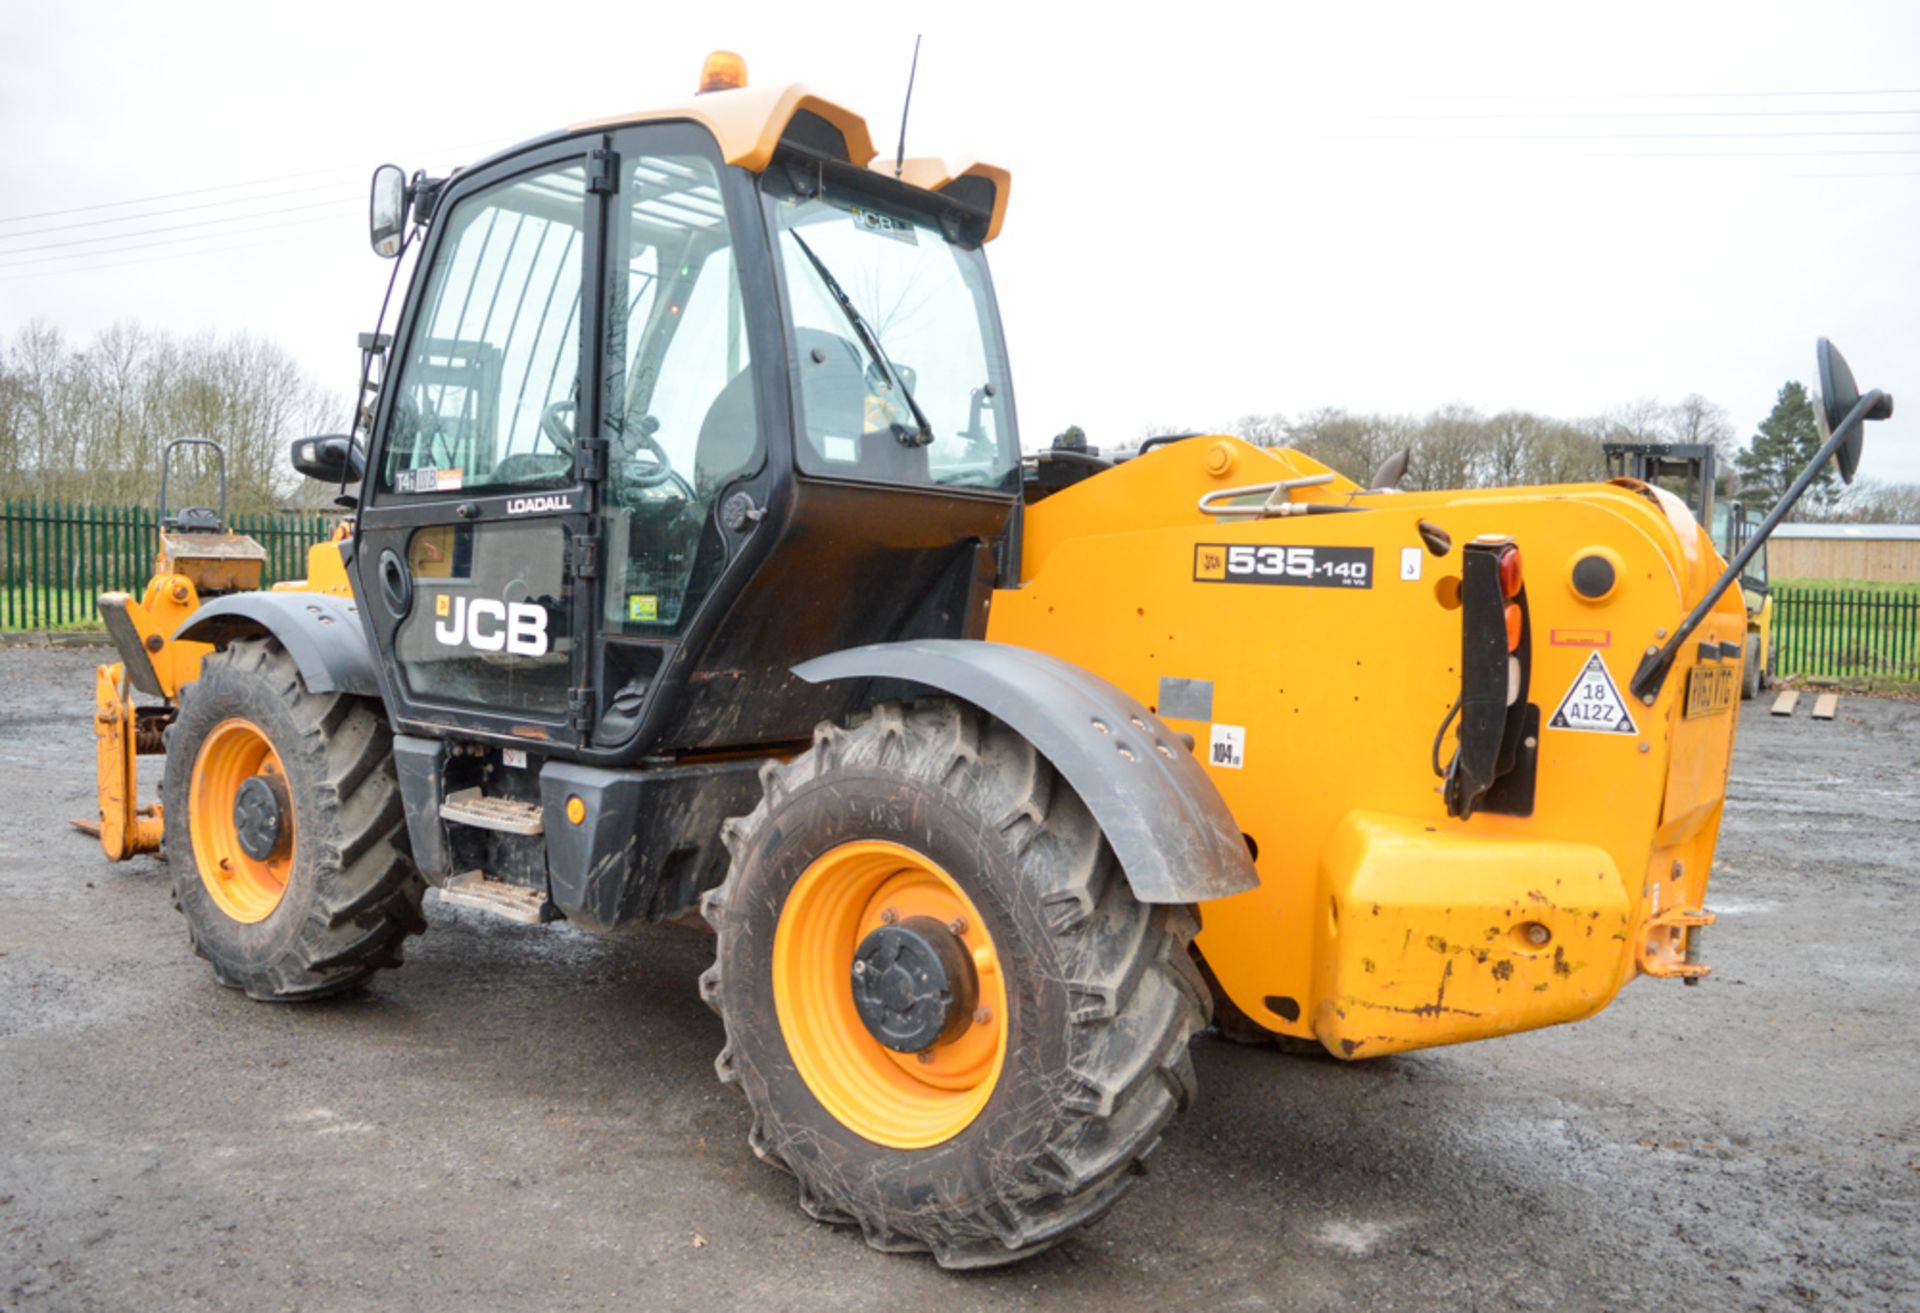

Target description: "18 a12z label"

left=1193, top=543, right=1374, bottom=588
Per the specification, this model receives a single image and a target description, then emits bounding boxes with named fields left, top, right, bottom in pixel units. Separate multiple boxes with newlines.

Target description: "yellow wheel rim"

left=189, top=718, right=293, bottom=924
left=772, top=840, right=1008, bottom=1150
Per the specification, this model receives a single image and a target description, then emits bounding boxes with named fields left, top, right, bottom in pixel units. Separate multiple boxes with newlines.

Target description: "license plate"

left=1684, top=663, right=1735, bottom=719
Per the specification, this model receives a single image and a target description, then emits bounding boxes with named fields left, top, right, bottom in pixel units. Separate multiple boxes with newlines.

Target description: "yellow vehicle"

left=77, top=439, right=269, bottom=858
left=99, top=53, right=1893, bottom=1266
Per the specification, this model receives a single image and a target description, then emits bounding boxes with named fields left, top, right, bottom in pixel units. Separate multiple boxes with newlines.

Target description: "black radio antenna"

left=894, top=35, right=922, bottom=179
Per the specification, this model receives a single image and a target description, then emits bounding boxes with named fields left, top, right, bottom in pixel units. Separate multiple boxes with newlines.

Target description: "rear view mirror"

left=292, top=434, right=363, bottom=483
left=370, top=164, right=408, bottom=259
left=1814, top=338, right=1891, bottom=484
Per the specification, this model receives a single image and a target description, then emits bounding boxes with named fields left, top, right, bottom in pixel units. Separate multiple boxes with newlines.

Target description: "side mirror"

left=370, top=164, right=408, bottom=259
left=292, top=434, right=364, bottom=483
left=1814, top=338, right=1893, bottom=484
left=1367, top=448, right=1411, bottom=491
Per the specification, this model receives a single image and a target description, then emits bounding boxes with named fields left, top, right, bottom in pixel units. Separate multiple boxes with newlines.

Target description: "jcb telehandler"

left=102, top=54, right=1893, bottom=1266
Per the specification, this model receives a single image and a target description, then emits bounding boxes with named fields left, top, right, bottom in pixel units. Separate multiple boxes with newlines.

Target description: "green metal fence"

left=0, top=498, right=336, bottom=631
left=1773, top=585, right=1920, bottom=684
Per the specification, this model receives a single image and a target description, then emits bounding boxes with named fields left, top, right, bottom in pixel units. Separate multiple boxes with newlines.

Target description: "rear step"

left=440, top=788, right=544, bottom=835
left=436, top=873, right=552, bottom=924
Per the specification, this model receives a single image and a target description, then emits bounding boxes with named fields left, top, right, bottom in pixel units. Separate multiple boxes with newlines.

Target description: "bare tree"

left=1228, top=412, right=1289, bottom=448
left=0, top=322, right=340, bottom=512
left=1405, top=404, right=1488, bottom=492
left=1666, top=393, right=1735, bottom=459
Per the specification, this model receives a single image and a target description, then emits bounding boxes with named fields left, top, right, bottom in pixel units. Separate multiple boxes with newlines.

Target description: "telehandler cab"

left=103, top=53, right=1893, bottom=1266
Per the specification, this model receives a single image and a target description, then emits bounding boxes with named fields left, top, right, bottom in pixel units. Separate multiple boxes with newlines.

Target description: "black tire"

left=700, top=699, right=1208, bottom=1268
left=164, top=638, right=425, bottom=1001
left=1742, top=634, right=1762, bottom=701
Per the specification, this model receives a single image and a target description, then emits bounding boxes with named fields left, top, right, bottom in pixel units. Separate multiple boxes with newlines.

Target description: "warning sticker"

left=1548, top=651, right=1638, bottom=736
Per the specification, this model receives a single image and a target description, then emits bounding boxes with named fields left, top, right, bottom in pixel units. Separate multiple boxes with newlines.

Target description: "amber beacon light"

left=698, top=50, right=748, bottom=94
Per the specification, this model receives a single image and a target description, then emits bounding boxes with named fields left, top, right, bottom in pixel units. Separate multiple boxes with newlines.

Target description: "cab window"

left=379, top=163, right=587, bottom=496
left=765, top=173, right=1018, bottom=493
left=601, top=141, right=761, bottom=634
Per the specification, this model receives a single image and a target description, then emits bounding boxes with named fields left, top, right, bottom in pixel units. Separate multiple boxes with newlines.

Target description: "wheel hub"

left=232, top=774, right=290, bottom=862
left=850, top=916, right=978, bottom=1053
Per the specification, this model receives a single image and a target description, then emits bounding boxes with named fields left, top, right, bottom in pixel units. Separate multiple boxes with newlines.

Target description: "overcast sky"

left=3, top=1, right=1916, bottom=484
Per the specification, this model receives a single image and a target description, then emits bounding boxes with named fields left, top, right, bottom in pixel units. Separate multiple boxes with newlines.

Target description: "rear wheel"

left=164, top=638, right=425, bottom=1001
left=701, top=700, right=1207, bottom=1268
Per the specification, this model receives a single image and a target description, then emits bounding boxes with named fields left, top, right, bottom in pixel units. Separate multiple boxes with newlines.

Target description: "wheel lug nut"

left=852, top=960, right=867, bottom=976
left=916, top=1050, right=934, bottom=1064
left=973, top=1006, right=992, bottom=1026
left=947, top=917, right=967, bottom=936
left=879, top=908, right=897, bottom=926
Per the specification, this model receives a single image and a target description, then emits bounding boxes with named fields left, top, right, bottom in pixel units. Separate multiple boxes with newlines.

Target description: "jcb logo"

left=432, top=595, right=550, bottom=656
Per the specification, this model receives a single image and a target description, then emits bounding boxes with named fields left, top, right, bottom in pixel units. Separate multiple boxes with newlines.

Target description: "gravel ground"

left=2, top=643, right=1916, bottom=1312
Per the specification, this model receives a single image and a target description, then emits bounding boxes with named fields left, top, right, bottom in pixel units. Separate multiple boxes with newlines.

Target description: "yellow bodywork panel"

left=1749, top=589, right=1773, bottom=673
left=987, top=437, right=1745, bottom=1058
left=272, top=530, right=355, bottom=597
left=569, top=85, right=1009, bottom=241
left=99, top=573, right=214, bottom=700
left=87, top=662, right=164, bottom=859
left=1313, top=812, right=1627, bottom=1057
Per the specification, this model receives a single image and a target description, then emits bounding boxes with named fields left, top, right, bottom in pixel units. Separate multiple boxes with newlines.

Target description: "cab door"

left=354, top=141, right=608, bottom=745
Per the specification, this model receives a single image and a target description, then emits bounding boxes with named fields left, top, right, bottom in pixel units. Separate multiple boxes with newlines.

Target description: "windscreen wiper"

left=786, top=229, right=935, bottom=448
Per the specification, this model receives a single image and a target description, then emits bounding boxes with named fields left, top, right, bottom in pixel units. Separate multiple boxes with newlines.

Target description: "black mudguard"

left=794, top=639, right=1259, bottom=905
left=174, top=592, right=381, bottom=699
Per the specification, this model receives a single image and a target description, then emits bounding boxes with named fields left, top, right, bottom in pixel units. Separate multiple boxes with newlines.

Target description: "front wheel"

left=164, top=638, right=425, bottom=1000
left=701, top=700, right=1206, bottom=1268
left=1742, top=634, right=1762, bottom=701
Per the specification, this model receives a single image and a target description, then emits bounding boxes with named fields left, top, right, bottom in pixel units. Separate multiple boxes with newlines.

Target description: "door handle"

left=378, top=549, right=413, bottom=618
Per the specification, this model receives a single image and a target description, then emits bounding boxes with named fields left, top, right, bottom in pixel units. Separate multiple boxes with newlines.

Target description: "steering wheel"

left=540, top=399, right=577, bottom=455
left=618, top=416, right=696, bottom=500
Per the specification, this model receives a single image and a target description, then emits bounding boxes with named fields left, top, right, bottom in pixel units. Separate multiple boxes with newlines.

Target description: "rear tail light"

left=1498, top=545, right=1524, bottom=599
left=1443, top=535, right=1535, bottom=819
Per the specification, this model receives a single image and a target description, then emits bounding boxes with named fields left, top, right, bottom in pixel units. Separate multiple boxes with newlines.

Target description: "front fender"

left=794, top=639, right=1258, bottom=905
left=175, top=592, right=381, bottom=699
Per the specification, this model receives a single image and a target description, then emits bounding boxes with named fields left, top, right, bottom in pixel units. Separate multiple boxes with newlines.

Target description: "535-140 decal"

left=1194, top=544, right=1374, bottom=589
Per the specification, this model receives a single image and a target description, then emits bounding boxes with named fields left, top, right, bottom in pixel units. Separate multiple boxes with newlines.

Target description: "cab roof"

left=567, top=83, right=1010, bottom=241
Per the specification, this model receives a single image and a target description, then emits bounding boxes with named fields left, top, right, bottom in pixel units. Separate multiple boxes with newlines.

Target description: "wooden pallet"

left=1811, top=692, right=1841, bottom=721
left=1769, top=690, right=1799, bottom=717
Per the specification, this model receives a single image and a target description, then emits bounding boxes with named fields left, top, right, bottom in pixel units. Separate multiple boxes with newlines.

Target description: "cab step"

left=436, top=872, right=553, bottom=924
left=440, top=788, right=544, bottom=835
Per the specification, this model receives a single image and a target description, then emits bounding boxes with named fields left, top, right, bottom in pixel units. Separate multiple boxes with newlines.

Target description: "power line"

left=1314, top=129, right=1920, bottom=142
left=0, top=198, right=357, bottom=258
left=1342, top=87, right=1920, bottom=102
left=0, top=178, right=357, bottom=241
left=1284, top=139, right=1920, bottom=158
left=0, top=213, right=351, bottom=273
left=0, top=229, right=344, bottom=283
left=1357, top=108, right=1920, bottom=121
left=0, top=132, right=515, bottom=226
left=0, top=166, right=368, bottom=227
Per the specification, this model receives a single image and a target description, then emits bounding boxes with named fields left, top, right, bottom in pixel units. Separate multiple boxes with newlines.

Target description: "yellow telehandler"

left=90, top=52, right=1893, bottom=1266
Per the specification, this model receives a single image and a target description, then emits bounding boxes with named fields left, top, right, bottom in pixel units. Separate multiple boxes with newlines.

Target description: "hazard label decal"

left=1548, top=651, right=1638, bottom=736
